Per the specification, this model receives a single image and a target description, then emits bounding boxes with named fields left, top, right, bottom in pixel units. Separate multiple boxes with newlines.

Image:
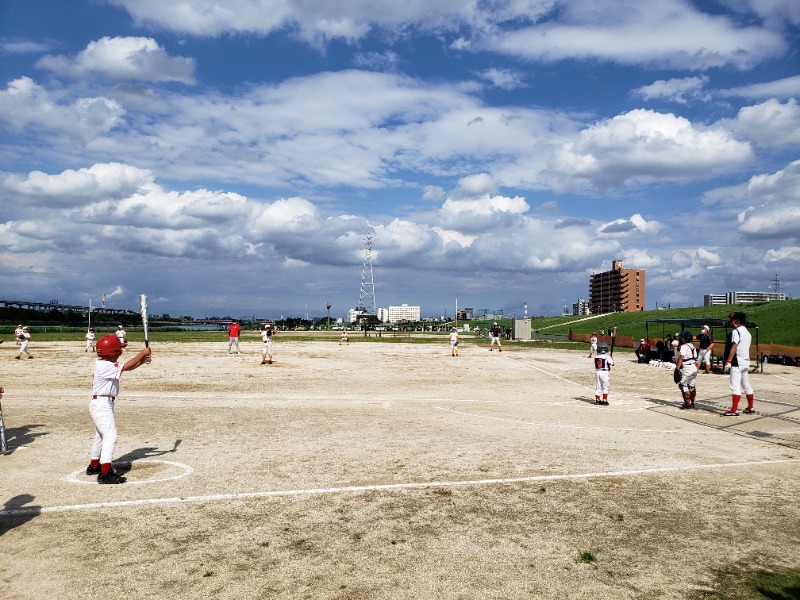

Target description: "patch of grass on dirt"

left=576, top=551, right=597, bottom=564
left=690, top=566, right=800, bottom=599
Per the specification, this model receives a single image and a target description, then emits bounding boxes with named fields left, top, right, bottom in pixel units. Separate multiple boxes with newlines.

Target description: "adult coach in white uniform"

left=723, top=312, right=755, bottom=416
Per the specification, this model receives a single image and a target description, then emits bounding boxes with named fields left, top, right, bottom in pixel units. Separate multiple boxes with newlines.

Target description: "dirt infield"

left=1, top=338, right=798, bottom=599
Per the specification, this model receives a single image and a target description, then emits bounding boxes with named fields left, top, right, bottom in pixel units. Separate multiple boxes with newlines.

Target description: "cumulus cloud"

left=722, top=98, right=800, bottom=148
left=555, top=109, right=754, bottom=188
left=0, top=77, right=124, bottom=137
left=1, top=163, right=152, bottom=207
left=439, top=193, right=530, bottom=232
left=36, top=37, right=196, bottom=84
left=701, top=161, right=800, bottom=241
left=598, top=213, right=663, bottom=236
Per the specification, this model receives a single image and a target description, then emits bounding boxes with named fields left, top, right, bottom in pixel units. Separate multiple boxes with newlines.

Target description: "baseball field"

left=0, top=335, right=798, bottom=599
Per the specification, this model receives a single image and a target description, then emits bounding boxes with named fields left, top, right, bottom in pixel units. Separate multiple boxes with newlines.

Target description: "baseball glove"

left=17, top=335, right=26, bottom=341
left=673, top=368, right=682, bottom=384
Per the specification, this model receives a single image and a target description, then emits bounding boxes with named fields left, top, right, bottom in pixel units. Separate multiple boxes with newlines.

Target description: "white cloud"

left=103, top=1, right=790, bottom=72
left=718, top=74, right=800, bottom=100
left=480, top=0, right=786, bottom=70
left=723, top=98, right=800, bottom=148
left=1, top=163, right=152, bottom=207
left=1, top=40, right=51, bottom=54
left=702, top=160, right=800, bottom=240
left=598, top=213, right=663, bottom=236
left=632, top=76, right=710, bottom=104
left=439, top=193, right=530, bottom=232
left=555, top=109, right=754, bottom=188
left=36, top=37, right=196, bottom=84
left=477, top=68, right=526, bottom=90
left=0, top=77, right=124, bottom=137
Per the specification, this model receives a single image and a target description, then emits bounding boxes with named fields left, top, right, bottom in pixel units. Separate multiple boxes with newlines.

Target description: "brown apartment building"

left=589, top=260, right=646, bottom=313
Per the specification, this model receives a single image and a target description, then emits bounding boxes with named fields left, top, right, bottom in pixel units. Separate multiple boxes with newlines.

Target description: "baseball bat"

left=610, top=327, right=617, bottom=356
left=139, top=294, right=151, bottom=363
left=0, top=389, right=9, bottom=455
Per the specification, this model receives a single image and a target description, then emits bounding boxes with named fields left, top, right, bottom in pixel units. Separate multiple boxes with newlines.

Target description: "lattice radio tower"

left=358, top=233, right=376, bottom=314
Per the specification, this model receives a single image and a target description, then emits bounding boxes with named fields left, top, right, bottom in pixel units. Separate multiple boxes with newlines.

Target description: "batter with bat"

left=85, top=301, right=152, bottom=484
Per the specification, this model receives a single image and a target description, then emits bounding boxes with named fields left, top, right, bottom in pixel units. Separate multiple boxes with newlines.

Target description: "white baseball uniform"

left=89, top=359, right=124, bottom=465
left=449, top=330, right=459, bottom=355
left=85, top=331, right=96, bottom=351
left=261, top=327, right=273, bottom=362
left=594, top=353, right=614, bottom=397
left=678, top=342, right=698, bottom=391
left=729, top=325, right=753, bottom=396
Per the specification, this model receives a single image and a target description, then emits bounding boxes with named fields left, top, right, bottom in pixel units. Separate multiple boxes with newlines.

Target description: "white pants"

left=680, top=364, right=698, bottom=391
left=595, top=370, right=610, bottom=395
left=89, top=396, right=117, bottom=464
left=228, top=337, right=240, bottom=352
left=729, top=364, right=753, bottom=395
left=490, top=335, right=501, bottom=346
left=697, top=348, right=712, bottom=367
left=262, top=340, right=272, bottom=355
left=20, top=339, right=30, bottom=353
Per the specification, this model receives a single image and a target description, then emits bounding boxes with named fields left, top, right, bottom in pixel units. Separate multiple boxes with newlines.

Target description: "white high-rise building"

left=388, top=304, right=421, bottom=323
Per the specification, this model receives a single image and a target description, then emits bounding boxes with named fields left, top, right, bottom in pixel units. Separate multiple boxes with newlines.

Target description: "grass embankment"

left=530, top=299, right=800, bottom=347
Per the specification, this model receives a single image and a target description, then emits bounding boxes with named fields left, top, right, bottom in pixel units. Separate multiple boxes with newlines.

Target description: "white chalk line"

left=63, top=460, right=193, bottom=486
left=1, top=459, right=794, bottom=518
left=774, top=375, right=800, bottom=385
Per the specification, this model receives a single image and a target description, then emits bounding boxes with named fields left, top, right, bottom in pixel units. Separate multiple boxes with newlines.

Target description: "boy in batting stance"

left=593, top=342, right=613, bottom=405
left=86, top=334, right=151, bottom=484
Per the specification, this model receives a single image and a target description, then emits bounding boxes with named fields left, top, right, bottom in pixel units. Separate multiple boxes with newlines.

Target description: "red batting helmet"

left=96, top=334, right=126, bottom=356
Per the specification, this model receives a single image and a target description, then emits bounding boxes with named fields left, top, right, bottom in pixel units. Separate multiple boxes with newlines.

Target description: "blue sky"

left=1, top=0, right=799, bottom=320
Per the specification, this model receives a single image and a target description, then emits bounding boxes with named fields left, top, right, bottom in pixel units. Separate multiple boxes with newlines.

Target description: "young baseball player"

left=593, top=342, right=613, bottom=404
left=723, top=312, right=755, bottom=416
left=260, top=323, right=274, bottom=364
left=588, top=332, right=598, bottom=357
left=340, top=329, right=349, bottom=345
left=449, top=327, right=459, bottom=356
left=16, top=327, right=32, bottom=359
left=14, top=324, right=23, bottom=346
left=489, top=322, right=502, bottom=351
left=228, top=320, right=241, bottom=354
left=676, top=331, right=698, bottom=409
left=115, top=325, right=127, bottom=344
left=697, top=325, right=714, bottom=373
left=85, top=327, right=96, bottom=353
left=86, top=334, right=151, bottom=484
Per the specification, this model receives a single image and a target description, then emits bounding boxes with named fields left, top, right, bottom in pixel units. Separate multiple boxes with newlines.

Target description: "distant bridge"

left=0, top=299, right=137, bottom=316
